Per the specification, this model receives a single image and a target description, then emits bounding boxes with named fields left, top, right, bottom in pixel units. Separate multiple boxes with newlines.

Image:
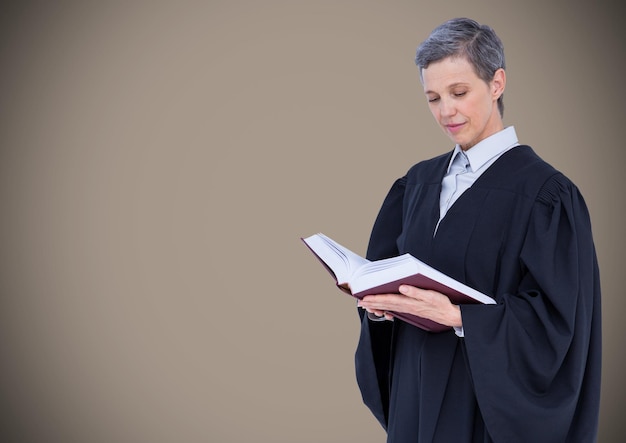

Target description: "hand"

left=357, top=285, right=463, bottom=328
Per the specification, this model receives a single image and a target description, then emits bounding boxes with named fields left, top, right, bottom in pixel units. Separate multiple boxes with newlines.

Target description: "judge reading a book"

left=354, top=18, right=601, bottom=442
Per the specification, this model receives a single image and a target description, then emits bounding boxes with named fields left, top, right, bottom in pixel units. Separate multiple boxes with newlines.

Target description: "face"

left=422, top=56, right=505, bottom=150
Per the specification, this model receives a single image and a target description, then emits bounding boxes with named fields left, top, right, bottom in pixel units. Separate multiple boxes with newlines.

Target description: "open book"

left=301, top=233, right=496, bottom=332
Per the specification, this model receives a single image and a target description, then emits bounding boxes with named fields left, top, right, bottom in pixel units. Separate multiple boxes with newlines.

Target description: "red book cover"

left=302, top=233, right=495, bottom=332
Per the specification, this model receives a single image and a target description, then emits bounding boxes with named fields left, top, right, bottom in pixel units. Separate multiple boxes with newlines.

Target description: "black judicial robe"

left=354, top=145, right=601, bottom=443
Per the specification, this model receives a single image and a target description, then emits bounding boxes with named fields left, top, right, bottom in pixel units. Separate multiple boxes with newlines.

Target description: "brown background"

left=0, top=1, right=623, bottom=442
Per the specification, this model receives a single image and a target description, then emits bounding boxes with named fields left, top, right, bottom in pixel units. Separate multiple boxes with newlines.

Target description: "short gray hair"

left=415, top=18, right=506, bottom=116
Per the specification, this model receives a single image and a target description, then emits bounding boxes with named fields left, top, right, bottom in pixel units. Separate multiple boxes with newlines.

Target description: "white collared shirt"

left=435, top=126, right=520, bottom=234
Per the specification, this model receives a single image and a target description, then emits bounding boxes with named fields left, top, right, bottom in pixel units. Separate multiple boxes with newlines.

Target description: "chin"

left=451, top=137, right=469, bottom=148
left=444, top=131, right=467, bottom=147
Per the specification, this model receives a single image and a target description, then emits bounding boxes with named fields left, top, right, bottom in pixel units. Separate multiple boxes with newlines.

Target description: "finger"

left=399, top=285, right=417, bottom=297
left=399, top=285, right=432, bottom=301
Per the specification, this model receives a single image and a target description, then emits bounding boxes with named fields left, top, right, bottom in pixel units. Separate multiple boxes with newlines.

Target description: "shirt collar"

left=448, top=126, right=519, bottom=173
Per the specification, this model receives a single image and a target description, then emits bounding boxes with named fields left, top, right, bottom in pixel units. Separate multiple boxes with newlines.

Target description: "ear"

left=491, top=68, right=506, bottom=99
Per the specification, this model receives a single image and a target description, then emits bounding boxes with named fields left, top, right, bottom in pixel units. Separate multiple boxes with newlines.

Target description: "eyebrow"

left=424, top=82, right=470, bottom=94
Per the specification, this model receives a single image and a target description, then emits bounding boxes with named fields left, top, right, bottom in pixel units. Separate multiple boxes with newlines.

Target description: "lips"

left=445, top=122, right=465, bottom=134
left=445, top=123, right=465, bottom=131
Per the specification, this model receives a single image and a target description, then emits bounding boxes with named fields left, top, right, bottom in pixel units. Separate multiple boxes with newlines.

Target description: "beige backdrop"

left=0, top=1, right=623, bottom=442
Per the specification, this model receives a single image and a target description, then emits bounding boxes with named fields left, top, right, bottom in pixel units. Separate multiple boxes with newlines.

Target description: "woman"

left=355, top=18, right=601, bottom=442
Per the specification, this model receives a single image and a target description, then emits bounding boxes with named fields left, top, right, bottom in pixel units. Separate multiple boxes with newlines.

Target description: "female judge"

left=355, top=17, right=601, bottom=443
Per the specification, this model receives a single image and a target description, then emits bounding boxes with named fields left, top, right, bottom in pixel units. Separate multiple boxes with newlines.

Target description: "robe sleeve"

left=461, top=173, right=602, bottom=443
left=354, top=176, right=406, bottom=430
left=366, top=177, right=407, bottom=261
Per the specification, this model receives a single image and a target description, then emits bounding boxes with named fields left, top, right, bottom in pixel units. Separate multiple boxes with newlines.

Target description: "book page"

left=302, top=233, right=369, bottom=284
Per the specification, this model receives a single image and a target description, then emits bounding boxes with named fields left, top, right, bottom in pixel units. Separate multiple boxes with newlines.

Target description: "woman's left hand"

left=357, top=284, right=463, bottom=327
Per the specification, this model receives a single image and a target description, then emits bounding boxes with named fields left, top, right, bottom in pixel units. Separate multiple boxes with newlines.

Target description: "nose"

left=439, top=97, right=456, bottom=118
